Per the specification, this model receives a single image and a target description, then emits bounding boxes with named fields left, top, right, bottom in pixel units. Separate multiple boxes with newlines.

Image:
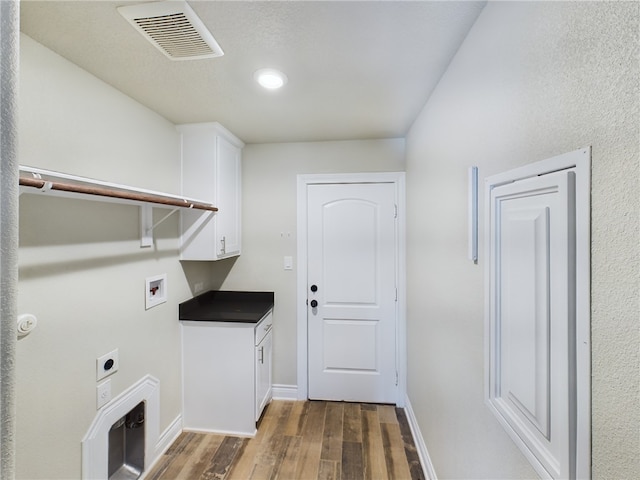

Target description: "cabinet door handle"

left=258, top=346, right=264, bottom=364
left=220, top=236, right=226, bottom=254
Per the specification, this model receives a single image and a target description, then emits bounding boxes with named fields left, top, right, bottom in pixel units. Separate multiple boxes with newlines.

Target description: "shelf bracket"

left=140, top=205, right=180, bottom=248
left=141, top=205, right=153, bottom=247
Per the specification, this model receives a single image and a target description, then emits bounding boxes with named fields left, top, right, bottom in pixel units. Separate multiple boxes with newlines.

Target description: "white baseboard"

left=404, top=396, right=437, bottom=480
left=155, top=414, right=182, bottom=458
left=272, top=384, right=298, bottom=400
left=143, top=414, right=182, bottom=478
left=183, top=426, right=256, bottom=437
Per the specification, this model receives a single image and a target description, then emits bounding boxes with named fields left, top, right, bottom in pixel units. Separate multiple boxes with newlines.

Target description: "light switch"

left=284, top=256, right=293, bottom=270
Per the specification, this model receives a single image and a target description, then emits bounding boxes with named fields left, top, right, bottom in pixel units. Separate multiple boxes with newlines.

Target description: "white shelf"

left=19, top=165, right=216, bottom=248
left=19, top=165, right=215, bottom=210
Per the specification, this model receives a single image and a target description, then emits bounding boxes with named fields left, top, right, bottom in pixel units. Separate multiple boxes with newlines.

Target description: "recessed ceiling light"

left=254, top=68, right=288, bottom=90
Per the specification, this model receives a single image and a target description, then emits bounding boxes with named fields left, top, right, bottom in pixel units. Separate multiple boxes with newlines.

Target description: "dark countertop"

left=179, top=290, right=274, bottom=323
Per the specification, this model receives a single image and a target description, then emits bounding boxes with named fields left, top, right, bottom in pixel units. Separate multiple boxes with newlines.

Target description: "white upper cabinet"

left=178, top=122, right=243, bottom=261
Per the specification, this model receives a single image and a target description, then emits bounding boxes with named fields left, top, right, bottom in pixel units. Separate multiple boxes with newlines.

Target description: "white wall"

left=16, top=35, right=212, bottom=478
left=405, top=2, right=639, bottom=479
left=16, top=33, right=405, bottom=479
left=215, top=140, right=405, bottom=387
left=17, top=2, right=640, bottom=478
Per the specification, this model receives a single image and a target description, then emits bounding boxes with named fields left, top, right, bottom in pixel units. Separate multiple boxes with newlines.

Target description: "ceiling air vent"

left=117, top=1, right=223, bottom=61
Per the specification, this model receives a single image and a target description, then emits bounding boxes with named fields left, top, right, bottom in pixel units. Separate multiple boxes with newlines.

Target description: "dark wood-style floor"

left=147, top=400, right=424, bottom=480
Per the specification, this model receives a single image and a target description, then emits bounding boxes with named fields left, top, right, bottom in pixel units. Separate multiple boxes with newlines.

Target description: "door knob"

left=310, top=300, right=318, bottom=308
left=310, top=285, right=318, bottom=292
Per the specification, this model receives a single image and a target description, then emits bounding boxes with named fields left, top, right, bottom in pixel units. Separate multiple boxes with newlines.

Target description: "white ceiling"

left=20, top=1, right=486, bottom=144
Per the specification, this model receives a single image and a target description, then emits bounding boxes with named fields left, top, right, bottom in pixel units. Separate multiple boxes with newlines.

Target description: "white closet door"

left=487, top=170, right=576, bottom=479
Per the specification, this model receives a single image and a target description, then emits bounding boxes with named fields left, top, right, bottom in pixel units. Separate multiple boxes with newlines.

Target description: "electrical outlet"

left=97, top=379, right=111, bottom=409
left=194, top=281, right=204, bottom=294
left=96, top=348, right=119, bottom=381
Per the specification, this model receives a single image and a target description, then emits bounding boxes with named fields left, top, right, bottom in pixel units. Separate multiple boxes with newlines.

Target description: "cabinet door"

left=180, top=129, right=217, bottom=260
left=215, top=135, right=241, bottom=258
left=255, top=330, right=272, bottom=421
left=179, top=123, right=242, bottom=261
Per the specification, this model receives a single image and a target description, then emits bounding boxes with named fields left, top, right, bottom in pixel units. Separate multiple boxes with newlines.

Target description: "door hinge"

left=395, top=371, right=399, bottom=386
left=395, top=287, right=398, bottom=302
left=394, top=204, right=398, bottom=218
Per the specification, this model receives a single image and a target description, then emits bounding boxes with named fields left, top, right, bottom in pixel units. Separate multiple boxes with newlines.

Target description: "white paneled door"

left=488, top=170, right=576, bottom=479
left=307, top=183, right=397, bottom=403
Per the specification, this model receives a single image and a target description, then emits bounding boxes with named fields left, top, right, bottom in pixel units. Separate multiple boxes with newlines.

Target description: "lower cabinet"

left=181, top=312, right=273, bottom=436
left=255, top=323, right=272, bottom=421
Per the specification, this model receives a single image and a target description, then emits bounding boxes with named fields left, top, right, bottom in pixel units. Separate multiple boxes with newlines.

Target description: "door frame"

left=484, top=147, right=591, bottom=479
left=296, top=172, right=407, bottom=406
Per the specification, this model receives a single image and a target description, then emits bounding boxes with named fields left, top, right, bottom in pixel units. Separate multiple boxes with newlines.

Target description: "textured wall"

left=16, top=35, right=211, bottom=479
left=0, top=1, right=19, bottom=478
left=405, top=2, right=639, bottom=478
left=217, top=140, right=405, bottom=386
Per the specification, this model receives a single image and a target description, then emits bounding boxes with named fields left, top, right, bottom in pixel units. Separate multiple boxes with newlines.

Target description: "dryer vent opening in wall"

left=82, top=376, right=160, bottom=480
left=117, top=1, right=224, bottom=61
left=108, top=401, right=145, bottom=480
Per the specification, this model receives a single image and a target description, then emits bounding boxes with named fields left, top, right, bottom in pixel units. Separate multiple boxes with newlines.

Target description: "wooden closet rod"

left=19, top=176, right=218, bottom=212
